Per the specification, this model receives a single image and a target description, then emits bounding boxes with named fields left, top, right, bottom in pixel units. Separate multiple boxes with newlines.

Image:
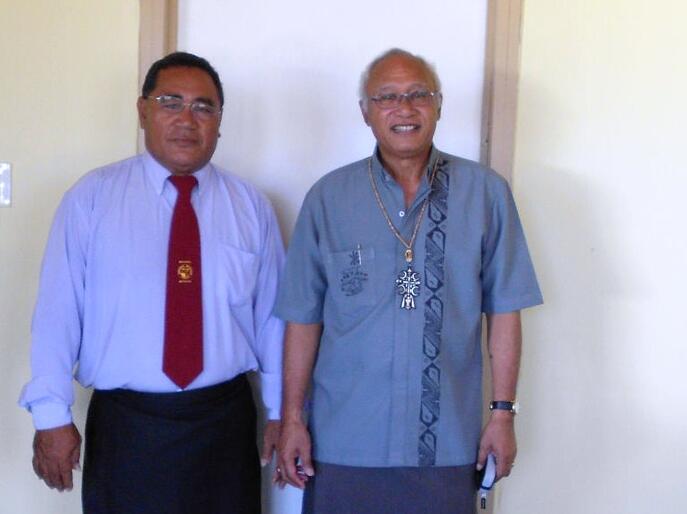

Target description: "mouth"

left=391, top=124, right=420, bottom=133
left=169, top=137, right=199, bottom=147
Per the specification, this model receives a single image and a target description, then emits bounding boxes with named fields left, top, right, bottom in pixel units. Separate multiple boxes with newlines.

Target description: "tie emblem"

left=177, top=260, right=193, bottom=283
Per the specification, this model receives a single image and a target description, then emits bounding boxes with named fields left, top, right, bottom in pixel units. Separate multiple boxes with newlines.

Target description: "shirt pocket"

left=324, top=246, right=377, bottom=311
left=218, top=244, right=259, bottom=306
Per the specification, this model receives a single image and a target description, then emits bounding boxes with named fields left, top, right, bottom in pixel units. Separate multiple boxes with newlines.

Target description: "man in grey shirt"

left=275, top=48, right=542, bottom=514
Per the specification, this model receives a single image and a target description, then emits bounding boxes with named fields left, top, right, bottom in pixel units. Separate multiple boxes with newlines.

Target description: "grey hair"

left=358, top=48, right=442, bottom=109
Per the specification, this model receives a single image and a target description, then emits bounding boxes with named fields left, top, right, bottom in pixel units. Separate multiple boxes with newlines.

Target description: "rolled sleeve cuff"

left=18, top=375, right=75, bottom=429
left=260, top=371, right=282, bottom=420
left=275, top=312, right=323, bottom=325
left=482, top=291, right=544, bottom=314
left=274, top=302, right=323, bottom=325
left=27, top=401, right=73, bottom=430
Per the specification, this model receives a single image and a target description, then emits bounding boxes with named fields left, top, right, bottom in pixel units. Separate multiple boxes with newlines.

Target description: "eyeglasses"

left=148, top=94, right=222, bottom=120
left=368, top=89, right=440, bottom=110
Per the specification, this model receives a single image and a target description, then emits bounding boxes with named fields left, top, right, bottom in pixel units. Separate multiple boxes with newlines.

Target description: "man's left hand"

left=260, top=420, right=281, bottom=468
left=477, top=411, right=516, bottom=481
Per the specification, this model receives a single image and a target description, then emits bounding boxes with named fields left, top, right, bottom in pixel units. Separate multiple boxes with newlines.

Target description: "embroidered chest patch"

left=340, top=249, right=369, bottom=296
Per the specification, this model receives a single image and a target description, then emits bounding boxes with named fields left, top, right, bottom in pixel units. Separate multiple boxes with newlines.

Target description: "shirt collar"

left=142, top=151, right=212, bottom=196
left=371, top=145, right=441, bottom=186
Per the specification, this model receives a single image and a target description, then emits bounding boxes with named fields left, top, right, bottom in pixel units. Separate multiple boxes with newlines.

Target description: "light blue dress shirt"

left=276, top=148, right=542, bottom=467
left=19, top=153, right=285, bottom=429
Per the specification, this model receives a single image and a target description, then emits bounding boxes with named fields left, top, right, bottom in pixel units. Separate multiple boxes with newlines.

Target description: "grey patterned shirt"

left=275, top=147, right=542, bottom=467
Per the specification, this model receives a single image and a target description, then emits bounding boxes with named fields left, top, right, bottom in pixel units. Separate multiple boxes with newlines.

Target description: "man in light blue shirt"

left=19, top=52, right=283, bottom=514
left=276, top=49, right=542, bottom=514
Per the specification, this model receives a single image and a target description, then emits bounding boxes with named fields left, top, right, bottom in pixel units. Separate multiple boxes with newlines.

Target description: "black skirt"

left=82, top=375, right=260, bottom=514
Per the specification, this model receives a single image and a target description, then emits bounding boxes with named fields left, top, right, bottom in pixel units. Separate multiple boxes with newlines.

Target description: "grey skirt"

left=302, top=461, right=477, bottom=514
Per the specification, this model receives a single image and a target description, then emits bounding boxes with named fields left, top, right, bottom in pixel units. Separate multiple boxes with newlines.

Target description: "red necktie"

left=163, top=175, right=203, bottom=388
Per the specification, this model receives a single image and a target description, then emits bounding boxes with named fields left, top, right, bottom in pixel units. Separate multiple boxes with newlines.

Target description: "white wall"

left=177, top=0, right=487, bottom=237
left=499, top=1, right=687, bottom=513
left=0, top=2, right=139, bottom=513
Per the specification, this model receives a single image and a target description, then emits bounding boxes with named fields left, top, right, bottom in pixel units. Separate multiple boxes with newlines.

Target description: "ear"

left=136, top=97, right=147, bottom=129
left=436, top=92, right=443, bottom=120
left=359, top=100, right=370, bottom=126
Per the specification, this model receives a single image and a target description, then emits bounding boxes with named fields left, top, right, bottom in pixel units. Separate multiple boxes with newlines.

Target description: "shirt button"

left=399, top=210, right=405, bottom=217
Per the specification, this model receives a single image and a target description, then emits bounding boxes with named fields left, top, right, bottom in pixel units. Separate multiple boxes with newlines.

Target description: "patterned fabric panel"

left=419, top=159, right=450, bottom=466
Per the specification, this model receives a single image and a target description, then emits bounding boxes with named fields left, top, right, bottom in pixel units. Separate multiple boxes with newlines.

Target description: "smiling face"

left=360, top=54, right=441, bottom=165
left=137, top=66, right=222, bottom=175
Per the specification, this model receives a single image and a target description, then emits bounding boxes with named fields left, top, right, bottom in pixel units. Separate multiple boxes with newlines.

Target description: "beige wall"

left=0, top=1, right=139, bottom=512
left=500, top=1, right=687, bottom=513
left=4, top=1, right=687, bottom=513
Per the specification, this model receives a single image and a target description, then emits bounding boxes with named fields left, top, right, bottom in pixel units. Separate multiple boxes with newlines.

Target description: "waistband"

left=93, top=374, right=249, bottom=412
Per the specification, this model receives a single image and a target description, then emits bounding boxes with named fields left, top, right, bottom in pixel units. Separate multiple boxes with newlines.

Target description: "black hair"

left=141, top=51, right=224, bottom=107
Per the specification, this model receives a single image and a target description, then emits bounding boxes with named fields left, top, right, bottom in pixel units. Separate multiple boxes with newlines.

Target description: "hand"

left=276, top=419, right=314, bottom=489
left=261, top=420, right=280, bottom=468
left=476, top=411, right=516, bottom=481
left=261, top=420, right=285, bottom=488
left=32, top=423, right=82, bottom=492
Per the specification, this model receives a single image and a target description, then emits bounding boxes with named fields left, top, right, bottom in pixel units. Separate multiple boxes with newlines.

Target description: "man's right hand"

left=277, top=419, right=314, bottom=490
left=32, top=423, right=81, bottom=492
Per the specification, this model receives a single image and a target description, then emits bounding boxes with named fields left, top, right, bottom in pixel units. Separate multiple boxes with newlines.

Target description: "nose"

left=175, top=104, right=198, bottom=126
left=391, top=93, right=420, bottom=114
left=395, top=97, right=415, bottom=114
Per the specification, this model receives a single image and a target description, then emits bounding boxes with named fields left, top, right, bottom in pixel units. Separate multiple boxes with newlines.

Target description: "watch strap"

left=489, top=401, right=517, bottom=413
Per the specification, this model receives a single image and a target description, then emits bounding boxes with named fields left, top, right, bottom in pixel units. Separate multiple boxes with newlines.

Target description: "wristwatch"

left=489, top=400, right=519, bottom=414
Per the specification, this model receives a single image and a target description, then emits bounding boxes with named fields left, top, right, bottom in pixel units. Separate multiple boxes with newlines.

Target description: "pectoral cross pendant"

left=396, top=249, right=420, bottom=310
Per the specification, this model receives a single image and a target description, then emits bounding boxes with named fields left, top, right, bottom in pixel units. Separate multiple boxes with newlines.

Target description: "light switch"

left=0, top=162, right=11, bottom=207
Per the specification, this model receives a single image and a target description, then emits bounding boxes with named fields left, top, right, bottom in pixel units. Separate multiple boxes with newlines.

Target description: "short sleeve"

left=481, top=178, right=543, bottom=313
left=275, top=188, right=327, bottom=323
